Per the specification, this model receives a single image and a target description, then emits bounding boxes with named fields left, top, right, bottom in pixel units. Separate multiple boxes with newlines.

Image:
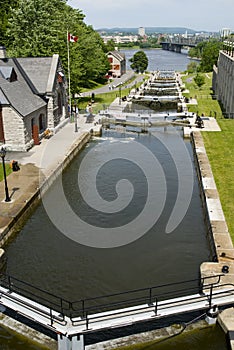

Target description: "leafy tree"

left=0, top=0, right=19, bottom=45
left=5, top=0, right=110, bottom=93
left=194, top=73, right=205, bottom=89
left=199, top=40, right=223, bottom=72
left=187, top=61, right=198, bottom=73
left=70, top=25, right=110, bottom=90
left=104, top=39, right=116, bottom=53
left=7, top=0, right=84, bottom=57
left=130, top=51, right=148, bottom=73
left=188, top=41, right=206, bottom=59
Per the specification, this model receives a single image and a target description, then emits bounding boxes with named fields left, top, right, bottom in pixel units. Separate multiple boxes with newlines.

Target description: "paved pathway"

left=79, top=71, right=144, bottom=97
left=0, top=114, right=101, bottom=238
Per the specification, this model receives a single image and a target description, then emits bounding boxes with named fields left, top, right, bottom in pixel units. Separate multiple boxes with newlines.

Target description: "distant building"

left=101, top=35, right=138, bottom=44
left=107, top=51, right=126, bottom=78
left=138, top=27, right=145, bottom=37
left=220, top=28, right=232, bottom=38
left=0, top=47, right=68, bottom=151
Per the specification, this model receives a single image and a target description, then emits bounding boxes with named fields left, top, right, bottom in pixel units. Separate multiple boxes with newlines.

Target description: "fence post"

left=7, top=275, right=12, bottom=292
left=155, top=298, right=158, bottom=315
left=209, top=284, right=213, bottom=308
left=149, top=288, right=152, bottom=305
left=50, top=307, right=53, bottom=326
left=86, top=312, right=89, bottom=330
left=82, top=300, right=85, bottom=319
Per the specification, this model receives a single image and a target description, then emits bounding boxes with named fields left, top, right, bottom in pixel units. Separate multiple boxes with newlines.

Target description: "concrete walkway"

left=0, top=114, right=101, bottom=246
left=0, top=71, right=145, bottom=246
left=79, top=71, right=144, bottom=97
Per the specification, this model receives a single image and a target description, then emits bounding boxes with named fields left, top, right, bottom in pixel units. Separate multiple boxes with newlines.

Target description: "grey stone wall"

left=3, top=106, right=47, bottom=151
left=3, top=107, right=26, bottom=151
left=214, top=51, right=234, bottom=118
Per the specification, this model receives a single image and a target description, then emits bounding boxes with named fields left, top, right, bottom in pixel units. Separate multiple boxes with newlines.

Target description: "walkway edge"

left=0, top=132, right=91, bottom=248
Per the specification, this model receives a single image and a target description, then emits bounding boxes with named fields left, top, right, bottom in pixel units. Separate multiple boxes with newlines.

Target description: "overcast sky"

left=68, top=0, right=233, bottom=32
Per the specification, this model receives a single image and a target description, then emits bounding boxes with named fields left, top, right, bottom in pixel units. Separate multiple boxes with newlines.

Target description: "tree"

left=187, top=61, right=198, bottom=74
left=104, top=39, right=116, bottom=53
left=70, top=25, right=110, bottom=90
left=194, top=73, right=205, bottom=89
left=130, top=51, right=148, bottom=73
left=0, top=0, right=19, bottom=46
left=5, top=0, right=110, bottom=93
left=199, top=40, right=223, bottom=72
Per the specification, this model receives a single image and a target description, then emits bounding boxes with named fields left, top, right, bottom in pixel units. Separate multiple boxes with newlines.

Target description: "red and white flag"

left=68, top=32, right=78, bottom=43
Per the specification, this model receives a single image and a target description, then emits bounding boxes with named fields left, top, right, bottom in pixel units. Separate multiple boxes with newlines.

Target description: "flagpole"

left=67, top=30, right=72, bottom=119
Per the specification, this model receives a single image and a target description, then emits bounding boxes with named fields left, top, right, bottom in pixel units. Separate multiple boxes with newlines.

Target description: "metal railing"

left=1, top=273, right=233, bottom=330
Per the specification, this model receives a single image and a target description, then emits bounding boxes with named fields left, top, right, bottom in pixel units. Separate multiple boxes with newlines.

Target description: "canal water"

left=5, top=128, right=211, bottom=299
left=1, top=50, right=229, bottom=349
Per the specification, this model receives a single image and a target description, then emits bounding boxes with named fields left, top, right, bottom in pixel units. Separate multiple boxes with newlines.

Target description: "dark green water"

left=117, top=324, right=228, bottom=350
left=0, top=326, right=44, bottom=350
left=0, top=324, right=228, bottom=349
left=0, top=50, right=228, bottom=349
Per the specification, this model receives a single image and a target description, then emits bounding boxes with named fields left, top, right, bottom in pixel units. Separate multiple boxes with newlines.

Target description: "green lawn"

left=78, top=79, right=144, bottom=114
left=202, top=120, right=234, bottom=238
left=182, top=72, right=234, bottom=239
left=0, top=163, right=12, bottom=181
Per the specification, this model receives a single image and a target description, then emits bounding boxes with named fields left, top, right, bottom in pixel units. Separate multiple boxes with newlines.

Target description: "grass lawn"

left=182, top=72, right=234, bottom=240
left=202, top=120, right=234, bottom=238
left=78, top=81, right=143, bottom=114
left=0, top=163, right=12, bottom=182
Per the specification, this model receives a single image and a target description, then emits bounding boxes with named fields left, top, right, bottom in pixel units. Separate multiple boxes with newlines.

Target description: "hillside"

left=97, top=27, right=209, bottom=35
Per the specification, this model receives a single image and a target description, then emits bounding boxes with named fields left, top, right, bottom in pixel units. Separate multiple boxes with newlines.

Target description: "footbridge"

left=0, top=274, right=234, bottom=349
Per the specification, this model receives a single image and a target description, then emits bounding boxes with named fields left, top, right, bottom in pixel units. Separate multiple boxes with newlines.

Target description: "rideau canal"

left=1, top=49, right=229, bottom=349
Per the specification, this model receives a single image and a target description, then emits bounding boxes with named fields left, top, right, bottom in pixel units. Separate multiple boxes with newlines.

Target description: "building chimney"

left=0, top=46, right=7, bottom=59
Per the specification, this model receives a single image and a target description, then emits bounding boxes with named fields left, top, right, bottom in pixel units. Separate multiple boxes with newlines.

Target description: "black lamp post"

left=119, top=82, right=123, bottom=105
left=74, top=103, right=78, bottom=132
left=0, top=147, right=11, bottom=202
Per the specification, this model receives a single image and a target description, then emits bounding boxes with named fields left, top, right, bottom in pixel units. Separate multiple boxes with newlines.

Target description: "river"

left=0, top=49, right=229, bottom=350
left=121, top=48, right=193, bottom=72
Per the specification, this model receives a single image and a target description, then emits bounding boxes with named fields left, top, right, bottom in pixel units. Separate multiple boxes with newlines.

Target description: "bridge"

left=160, top=37, right=204, bottom=53
left=0, top=274, right=234, bottom=349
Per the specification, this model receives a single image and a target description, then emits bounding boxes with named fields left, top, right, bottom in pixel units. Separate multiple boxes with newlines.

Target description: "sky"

left=68, top=0, right=233, bottom=32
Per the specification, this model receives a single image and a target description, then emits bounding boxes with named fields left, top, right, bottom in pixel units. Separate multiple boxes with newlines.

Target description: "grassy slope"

left=182, top=72, right=234, bottom=239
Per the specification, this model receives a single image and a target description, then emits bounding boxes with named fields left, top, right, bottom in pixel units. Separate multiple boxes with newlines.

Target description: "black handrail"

left=0, top=273, right=229, bottom=327
left=69, top=274, right=223, bottom=317
left=72, top=284, right=234, bottom=330
left=0, top=274, right=71, bottom=315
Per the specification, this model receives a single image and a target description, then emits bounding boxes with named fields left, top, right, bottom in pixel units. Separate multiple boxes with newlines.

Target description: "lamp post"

left=0, top=147, right=11, bottom=202
left=119, top=82, right=123, bottom=105
left=74, top=103, right=78, bottom=132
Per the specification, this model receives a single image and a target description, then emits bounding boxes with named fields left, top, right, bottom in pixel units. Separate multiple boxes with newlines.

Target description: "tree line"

left=0, top=0, right=114, bottom=93
left=0, top=1, right=224, bottom=93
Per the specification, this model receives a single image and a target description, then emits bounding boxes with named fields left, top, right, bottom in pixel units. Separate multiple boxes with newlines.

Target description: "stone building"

left=212, top=42, right=234, bottom=118
left=0, top=47, right=68, bottom=151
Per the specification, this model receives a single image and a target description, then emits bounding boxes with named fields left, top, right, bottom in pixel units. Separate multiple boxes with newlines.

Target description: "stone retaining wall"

left=191, top=131, right=234, bottom=285
left=0, top=132, right=91, bottom=248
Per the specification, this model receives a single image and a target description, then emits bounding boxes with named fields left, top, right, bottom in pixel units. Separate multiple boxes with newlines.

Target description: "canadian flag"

left=68, top=32, right=78, bottom=43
